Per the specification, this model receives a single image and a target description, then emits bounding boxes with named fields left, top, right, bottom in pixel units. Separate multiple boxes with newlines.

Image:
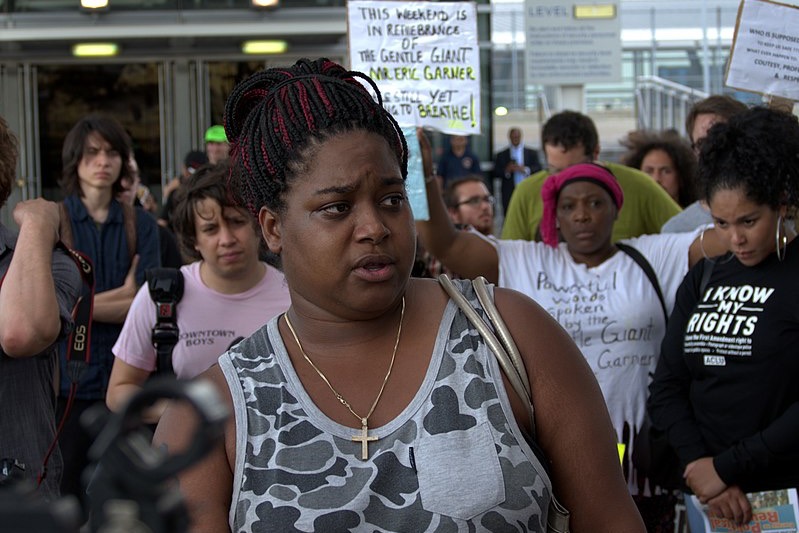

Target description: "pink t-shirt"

left=113, top=261, right=291, bottom=379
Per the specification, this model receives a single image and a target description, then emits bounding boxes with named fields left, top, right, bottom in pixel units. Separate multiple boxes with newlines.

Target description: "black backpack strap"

left=146, top=268, right=184, bottom=375
left=698, top=258, right=715, bottom=299
left=121, top=202, right=137, bottom=263
left=58, top=202, right=74, bottom=250
left=616, top=242, right=668, bottom=325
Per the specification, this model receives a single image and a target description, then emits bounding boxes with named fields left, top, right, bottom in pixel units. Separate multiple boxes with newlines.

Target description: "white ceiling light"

left=81, top=0, right=109, bottom=9
left=242, top=40, right=288, bottom=54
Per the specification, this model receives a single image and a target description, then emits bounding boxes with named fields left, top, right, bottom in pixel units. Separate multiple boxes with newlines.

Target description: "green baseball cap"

left=204, top=125, right=228, bottom=143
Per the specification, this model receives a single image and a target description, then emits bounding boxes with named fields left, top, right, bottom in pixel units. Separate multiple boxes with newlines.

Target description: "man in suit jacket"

left=492, top=127, right=542, bottom=214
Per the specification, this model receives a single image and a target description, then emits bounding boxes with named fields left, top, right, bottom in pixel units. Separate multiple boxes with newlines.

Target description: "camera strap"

left=58, top=242, right=95, bottom=377
left=37, top=241, right=95, bottom=487
left=146, top=267, right=184, bottom=376
left=0, top=240, right=94, bottom=369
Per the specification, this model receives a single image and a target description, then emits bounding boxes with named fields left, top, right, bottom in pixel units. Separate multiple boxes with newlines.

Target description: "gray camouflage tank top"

left=219, top=280, right=553, bottom=532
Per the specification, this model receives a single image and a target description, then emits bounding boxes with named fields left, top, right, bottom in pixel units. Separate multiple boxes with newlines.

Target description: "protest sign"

left=347, top=0, right=481, bottom=135
left=726, top=0, right=799, bottom=101
left=348, top=1, right=482, bottom=220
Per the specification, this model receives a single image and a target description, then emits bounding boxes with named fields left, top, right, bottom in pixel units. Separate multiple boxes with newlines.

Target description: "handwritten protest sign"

left=347, top=1, right=481, bottom=135
left=726, top=0, right=799, bottom=101
left=348, top=1, right=481, bottom=220
left=692, top=488, right=799, bottom=532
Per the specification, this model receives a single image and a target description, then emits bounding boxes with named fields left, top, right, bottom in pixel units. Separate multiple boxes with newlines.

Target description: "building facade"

left=0, top=0, right=746, bottom=222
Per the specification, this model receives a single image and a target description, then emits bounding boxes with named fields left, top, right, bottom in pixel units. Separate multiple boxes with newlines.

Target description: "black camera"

left=0, top=459, right=82, bottom=533
left=0, top=377, right=228, bottom=533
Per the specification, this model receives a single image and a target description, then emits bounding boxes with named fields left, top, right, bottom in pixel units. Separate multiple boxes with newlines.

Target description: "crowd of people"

left=1, top=56, right=797, bottom=533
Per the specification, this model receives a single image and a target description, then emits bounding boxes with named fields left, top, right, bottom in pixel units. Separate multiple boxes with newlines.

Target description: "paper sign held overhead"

left=347, top=0, right=481, bottom=135
left=726, top=0, right=799, bottom=101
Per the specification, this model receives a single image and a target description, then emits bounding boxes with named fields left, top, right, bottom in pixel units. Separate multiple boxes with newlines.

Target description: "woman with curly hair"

left=649, top=106, right=799, bottom=530
left=620, top=129, right=697, bottom=209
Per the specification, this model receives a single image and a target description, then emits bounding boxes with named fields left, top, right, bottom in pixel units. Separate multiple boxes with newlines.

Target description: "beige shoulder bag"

left=438, top=274, right=571, bottom=533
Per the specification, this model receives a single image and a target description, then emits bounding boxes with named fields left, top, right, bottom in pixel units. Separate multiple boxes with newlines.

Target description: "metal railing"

left=635, top=75, right=708, bottom=135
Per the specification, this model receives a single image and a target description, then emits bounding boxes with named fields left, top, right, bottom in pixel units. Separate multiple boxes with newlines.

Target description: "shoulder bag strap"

left=472, top=276, right=531, bottom=395
left=437, top=274, right=571, bottom=533
left=437, top=274, right=533, bottom=424
left=615, top=242, right=668, bottom=325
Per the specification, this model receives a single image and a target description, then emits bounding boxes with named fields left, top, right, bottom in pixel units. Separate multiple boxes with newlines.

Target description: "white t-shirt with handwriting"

left=497, top=230, right=699, bottom=493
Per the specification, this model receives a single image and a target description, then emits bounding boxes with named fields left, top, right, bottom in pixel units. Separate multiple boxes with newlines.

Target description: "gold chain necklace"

left=283, top=297, right=405, bottom=460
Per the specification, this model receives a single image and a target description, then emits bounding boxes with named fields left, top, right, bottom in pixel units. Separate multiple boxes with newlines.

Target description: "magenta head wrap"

left=539, top=163, right=624, bottom=247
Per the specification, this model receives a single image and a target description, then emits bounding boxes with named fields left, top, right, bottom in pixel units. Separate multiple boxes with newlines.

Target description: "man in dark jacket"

left=492, top=127, right=541, bottom=214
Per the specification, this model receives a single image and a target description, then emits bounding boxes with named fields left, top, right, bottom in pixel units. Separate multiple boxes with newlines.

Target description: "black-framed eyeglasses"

left=456, top=195, right=495, bottom=207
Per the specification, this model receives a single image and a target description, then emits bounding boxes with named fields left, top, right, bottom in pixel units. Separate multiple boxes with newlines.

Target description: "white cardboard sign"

left=726, top=0, right=799, bottom=100
left=347, top=0, right=481, bottom=135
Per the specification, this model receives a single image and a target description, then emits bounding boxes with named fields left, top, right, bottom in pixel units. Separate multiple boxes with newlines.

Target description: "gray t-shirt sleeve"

left=52, top=247, right=83, bottom=338
left=661, top=201, right=713, bottom=233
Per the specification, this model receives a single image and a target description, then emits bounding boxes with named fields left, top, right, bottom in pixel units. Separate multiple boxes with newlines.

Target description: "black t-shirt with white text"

left=650, top=238, right=799, bottom=492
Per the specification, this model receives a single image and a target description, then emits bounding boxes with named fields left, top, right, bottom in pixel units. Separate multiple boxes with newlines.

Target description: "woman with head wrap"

left=152, top=58, right=644, bottom=532
left=417, top=148, right=727, bottom=529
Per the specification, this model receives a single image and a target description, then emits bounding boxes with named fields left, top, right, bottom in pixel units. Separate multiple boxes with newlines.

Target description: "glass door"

left=36, top=62, right=161, bottom=200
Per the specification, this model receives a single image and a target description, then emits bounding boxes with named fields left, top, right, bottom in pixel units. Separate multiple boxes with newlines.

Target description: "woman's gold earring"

left=700, top=226, right=711, bottom=261
left=776, top=215, right=787, bottom=262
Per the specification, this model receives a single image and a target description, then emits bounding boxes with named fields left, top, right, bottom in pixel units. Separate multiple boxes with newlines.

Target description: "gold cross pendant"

left=351, top=418, right=378, bottom=460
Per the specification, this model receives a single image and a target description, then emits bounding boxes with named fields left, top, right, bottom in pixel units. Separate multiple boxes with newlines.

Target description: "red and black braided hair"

left=224, top=58, right=408, bottom=216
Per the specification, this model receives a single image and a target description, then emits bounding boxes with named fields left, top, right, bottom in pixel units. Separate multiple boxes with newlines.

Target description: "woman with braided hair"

left=154, top=58, right=643, bottom=532
left=649, top=106, right=799, bottom=529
